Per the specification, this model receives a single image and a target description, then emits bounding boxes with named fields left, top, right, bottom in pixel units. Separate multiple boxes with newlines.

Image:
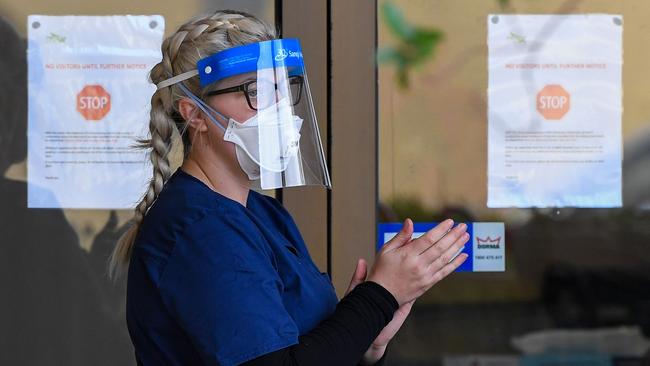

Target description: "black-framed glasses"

left=206, top=75, right=304, bottom=111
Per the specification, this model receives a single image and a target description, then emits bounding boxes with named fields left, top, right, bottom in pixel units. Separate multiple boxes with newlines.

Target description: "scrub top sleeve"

left=157, top=210, right=300, bottom=366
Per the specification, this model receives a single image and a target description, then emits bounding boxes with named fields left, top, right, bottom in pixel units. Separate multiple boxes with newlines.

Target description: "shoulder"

left=180, top=206, right=271, bottom=259
left=158, top=207, right=281, bottom=291
left=137, top=169, right=272, bottom=243
left=133, top=172, right=271, bottom=283
left=249, top=190, right=296, bottom=225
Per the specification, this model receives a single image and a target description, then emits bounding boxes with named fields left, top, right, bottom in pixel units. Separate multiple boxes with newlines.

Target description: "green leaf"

left=411, top=29, right=444, bottom=62
left=377, top=47, right=402, bottom=65
left=382, top=2, right=415, bottom=40
left=396, top=66, right=410, bottom=89
left=378, top=2, right=445, bottom=89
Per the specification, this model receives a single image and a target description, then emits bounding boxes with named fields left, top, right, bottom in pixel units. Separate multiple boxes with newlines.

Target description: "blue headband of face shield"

left=155, top=38, right=305, bottom=131
left=197, top=38, right=305, bottom=86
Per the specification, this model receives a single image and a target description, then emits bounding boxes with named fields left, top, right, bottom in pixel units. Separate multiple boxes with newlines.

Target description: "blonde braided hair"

left=109, top=10, right=277, bottom=278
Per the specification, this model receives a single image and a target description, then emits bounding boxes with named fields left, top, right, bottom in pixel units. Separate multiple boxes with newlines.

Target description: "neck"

left=181, top=152, right=250, bottom=207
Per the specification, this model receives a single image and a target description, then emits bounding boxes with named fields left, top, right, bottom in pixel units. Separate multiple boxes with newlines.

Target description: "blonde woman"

left=112, top=10, right=469, bottom=366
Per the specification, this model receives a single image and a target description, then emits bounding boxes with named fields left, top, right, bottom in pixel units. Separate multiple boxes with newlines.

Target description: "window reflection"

left=378, top=1, right=650, bottom=364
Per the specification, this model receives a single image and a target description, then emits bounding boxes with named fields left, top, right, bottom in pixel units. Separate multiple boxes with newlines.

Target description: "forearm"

left=241, top=281, right=398, bottom=366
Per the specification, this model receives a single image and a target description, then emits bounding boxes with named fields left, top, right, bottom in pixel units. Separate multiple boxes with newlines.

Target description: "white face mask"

left=223, top=98, right=303, bottom=180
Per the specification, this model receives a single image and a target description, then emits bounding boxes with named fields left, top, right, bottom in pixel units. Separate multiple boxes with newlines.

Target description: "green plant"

left=377, top=2, right=444, bottom=88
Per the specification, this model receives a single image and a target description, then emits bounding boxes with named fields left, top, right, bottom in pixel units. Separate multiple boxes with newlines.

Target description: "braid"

left=108, top=10, right=277, bottom=279
left=136, top=91, right=173, bottom=219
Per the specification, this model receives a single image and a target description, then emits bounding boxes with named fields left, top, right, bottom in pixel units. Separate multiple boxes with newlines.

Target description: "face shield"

left=156, top=38, right=331, bottom=190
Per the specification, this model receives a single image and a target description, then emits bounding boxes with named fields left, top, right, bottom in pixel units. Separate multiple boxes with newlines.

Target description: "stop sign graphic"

left=537, top=84, right=570, bottom=120
left=77, top=85, right=111, bottom=121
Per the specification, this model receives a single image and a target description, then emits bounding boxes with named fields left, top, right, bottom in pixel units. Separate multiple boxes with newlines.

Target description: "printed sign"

left=27, top=15, right=164, bottom=208
left=487, top=15, right=623, bottom=208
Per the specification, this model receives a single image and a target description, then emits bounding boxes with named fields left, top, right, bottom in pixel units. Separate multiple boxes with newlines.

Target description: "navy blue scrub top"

left=126, top=168, right=339, bottom=366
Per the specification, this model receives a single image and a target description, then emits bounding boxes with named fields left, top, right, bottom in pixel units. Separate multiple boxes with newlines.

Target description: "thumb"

left=344, top=258, right=368, bottom=296
left=382, top=218, right=413, bottom=253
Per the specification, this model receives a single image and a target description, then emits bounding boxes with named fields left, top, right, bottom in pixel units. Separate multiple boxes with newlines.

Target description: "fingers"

left=428, top=253, right=468, bottom=288
left=407, top=219, right=454, bottom=254
left=420, top=223, right=468, bottom=264
left=382, top=218, right=413, bottom=253
left=344, top=258, right=368, bottom=296
left=394, top=299, right=414, bottom=317
left=427, top=231, right=470, bottom=273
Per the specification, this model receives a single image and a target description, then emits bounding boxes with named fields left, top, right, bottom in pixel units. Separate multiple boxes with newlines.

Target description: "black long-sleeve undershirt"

left=240, top=281, right=399, bottom=366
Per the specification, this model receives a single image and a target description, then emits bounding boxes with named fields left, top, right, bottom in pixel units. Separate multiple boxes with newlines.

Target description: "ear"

left=177, top=97, right=208, bottom=132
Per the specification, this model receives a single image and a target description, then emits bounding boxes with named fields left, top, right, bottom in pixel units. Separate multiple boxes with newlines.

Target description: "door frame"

left=281, top=0, right=378, bottom=296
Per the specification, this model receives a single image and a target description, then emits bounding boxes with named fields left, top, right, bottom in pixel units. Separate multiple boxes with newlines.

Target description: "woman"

left=111, top=10, right=469, bottom=366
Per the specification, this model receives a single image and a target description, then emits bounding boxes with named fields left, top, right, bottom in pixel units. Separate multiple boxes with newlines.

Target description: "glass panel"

left=378, top=1, right=650, bottom=365
left=0, top=2, right=275, bottom=364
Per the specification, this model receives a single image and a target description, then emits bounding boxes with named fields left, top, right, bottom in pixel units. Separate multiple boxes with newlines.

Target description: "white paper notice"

left=27, top=15, right=164, bottom=208
left=487, top=15, right=622, bottom=208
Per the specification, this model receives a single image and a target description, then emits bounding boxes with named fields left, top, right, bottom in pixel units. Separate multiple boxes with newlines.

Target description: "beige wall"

left=1, top=1, right=202, bottom=38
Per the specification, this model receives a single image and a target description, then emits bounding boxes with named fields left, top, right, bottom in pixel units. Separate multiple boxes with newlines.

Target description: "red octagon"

left=77, top=85, right=111, bottom=121
left=536, top=84, right=570, bottom=120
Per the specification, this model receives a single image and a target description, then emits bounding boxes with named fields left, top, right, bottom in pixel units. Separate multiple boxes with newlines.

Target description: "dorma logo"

left=274, top=48, right=303, bottom=61
left=476, top=236, right=501, bottom=249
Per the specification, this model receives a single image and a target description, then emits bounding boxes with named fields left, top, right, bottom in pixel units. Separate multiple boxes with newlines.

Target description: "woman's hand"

left=344, top=258, right=415, bottom=365
left=344, top=218, right=468, bottom=364
left=367, top=218, right=469, bottom=306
